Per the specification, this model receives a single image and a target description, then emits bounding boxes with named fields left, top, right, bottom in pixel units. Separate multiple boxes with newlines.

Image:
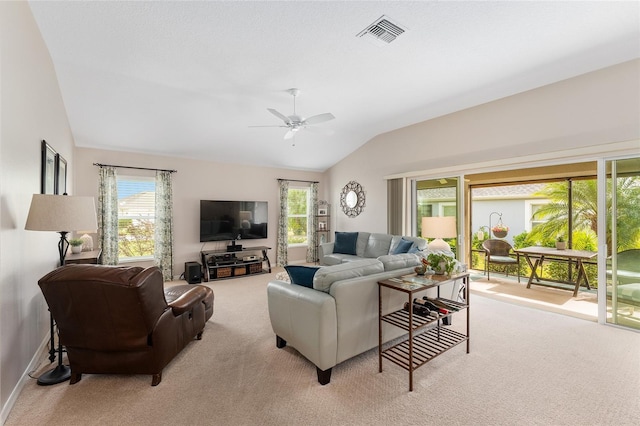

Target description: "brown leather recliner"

left=38, top=264, right=214, bottom=386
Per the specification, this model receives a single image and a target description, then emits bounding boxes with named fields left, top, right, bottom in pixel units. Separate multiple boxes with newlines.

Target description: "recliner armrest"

left=165, top=285, right=209, bottom=316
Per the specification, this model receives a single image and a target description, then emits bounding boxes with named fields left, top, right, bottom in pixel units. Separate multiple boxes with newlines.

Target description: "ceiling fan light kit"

left=251, top=88, right=335, bottom=140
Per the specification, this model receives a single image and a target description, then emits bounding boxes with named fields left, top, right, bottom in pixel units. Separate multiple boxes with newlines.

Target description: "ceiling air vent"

left=357, top=15, right=406, bottom=45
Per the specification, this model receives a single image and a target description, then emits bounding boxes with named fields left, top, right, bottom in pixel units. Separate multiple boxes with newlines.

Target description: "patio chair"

left=482, top=239, right=520, bottom=282
left=606, top=249, right=640, bottom=285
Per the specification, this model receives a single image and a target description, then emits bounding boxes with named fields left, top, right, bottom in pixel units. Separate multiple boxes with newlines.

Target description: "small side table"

left=64, top=250, right=101, bottom=265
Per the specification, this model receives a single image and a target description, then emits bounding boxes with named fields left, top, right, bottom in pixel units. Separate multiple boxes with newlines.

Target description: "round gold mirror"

left=340, top=181, right=365, bottom=217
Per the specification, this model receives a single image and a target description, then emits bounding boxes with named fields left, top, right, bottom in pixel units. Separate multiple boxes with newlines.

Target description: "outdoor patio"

left=469, top=270, right=598, bottom=321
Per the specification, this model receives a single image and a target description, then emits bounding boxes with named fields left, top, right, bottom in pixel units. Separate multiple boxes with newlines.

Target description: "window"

left=117, top=176, right=155, bottom=260
left=287, top=187, right=310, bottom=245
left=525, top=200, right=549, bottom=231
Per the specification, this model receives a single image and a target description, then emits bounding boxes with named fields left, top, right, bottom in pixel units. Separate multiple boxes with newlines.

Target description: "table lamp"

left=25, top=193, right=98, bottom=385
left=421, top=216, right=457, bottom=252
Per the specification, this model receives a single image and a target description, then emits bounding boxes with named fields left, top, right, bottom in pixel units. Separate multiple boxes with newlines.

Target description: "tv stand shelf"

left=201, top=246, right=271, bottom=282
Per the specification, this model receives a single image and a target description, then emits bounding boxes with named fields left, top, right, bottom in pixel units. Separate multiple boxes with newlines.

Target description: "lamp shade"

left=422, top=216, right=457, bottom=252
left=421, top=216, right=456, bottom=239
left=25, top=194, right=97, bottom=232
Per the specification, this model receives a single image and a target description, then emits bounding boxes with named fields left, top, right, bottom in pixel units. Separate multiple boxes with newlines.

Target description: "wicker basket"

left=249, top=263, right=263, bottom=274
left=234, top=266, right=247, bottom=276
left=215, top=267, right=232, bottom=278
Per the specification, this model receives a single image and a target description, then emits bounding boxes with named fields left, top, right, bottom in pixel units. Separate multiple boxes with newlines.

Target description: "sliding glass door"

left=603, top=157, right=640, bottom=330
left=414, top=177, right=460, bottom=256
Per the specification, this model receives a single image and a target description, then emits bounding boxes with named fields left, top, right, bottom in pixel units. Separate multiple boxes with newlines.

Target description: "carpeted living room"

left=2, top=2, right=639, bottom=425
left=5, top=269, right=640, bottom=425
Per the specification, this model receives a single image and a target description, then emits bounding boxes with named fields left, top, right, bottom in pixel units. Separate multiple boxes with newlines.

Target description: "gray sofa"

left=318, top=232, right=427, bottom=266
left=267, top=255, right=422, bottom=385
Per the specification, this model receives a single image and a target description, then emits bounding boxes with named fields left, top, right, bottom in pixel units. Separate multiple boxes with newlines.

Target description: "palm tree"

left=529, top=178, right=640, bottom=254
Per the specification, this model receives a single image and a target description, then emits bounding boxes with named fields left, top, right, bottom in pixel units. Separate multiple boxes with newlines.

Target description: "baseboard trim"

left=1, top=334, right=50, bottom=424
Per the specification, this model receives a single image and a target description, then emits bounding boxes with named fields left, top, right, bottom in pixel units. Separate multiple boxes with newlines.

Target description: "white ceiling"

left=28, top=1, right=640, bottom=172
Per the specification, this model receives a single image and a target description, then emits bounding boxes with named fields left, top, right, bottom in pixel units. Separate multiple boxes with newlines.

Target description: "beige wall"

left=0, top=2, right=76, bottom=420
left=73, top=148, right=325, bottom=274
left=327, top=59, right=640, bottom=234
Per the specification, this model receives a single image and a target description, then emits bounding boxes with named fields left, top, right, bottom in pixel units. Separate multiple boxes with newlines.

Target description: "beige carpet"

left=6, top=269, right=640, bottom=426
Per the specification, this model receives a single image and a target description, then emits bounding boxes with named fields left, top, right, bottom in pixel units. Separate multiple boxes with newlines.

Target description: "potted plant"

left=69, top=238, right=84, bottom=254
left=426, top=252, right=456, bottom=276
left=555, top=235, right=566, bottom=250
left=491, top=223, right=509, bottom=238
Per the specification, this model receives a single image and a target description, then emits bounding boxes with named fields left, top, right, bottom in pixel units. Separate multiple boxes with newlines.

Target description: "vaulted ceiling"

left=29, top=1, right=640, bottom=171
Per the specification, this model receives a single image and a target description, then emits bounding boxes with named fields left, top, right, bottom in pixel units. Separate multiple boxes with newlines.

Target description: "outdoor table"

left=515, top=246, right=598, bottom=297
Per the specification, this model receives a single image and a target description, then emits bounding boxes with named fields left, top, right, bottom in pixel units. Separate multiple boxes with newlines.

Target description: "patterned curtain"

left=155, top=170, right=174, bottom=281
left=277, top=180, right=289, bottom=267
left=98, top=166, right=118, bottom=265
left=307, top=182, right=318, bottom=263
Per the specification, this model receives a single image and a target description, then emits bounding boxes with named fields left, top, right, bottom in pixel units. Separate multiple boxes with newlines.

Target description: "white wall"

left=73, top=148, right=326, bottom=274
left=0, top=2, right=76, bottom=421
left=327, top=60, right=640, bottom=234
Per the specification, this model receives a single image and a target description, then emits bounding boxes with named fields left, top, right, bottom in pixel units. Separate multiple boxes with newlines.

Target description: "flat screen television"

left=200, top=200, right=268, bottom=242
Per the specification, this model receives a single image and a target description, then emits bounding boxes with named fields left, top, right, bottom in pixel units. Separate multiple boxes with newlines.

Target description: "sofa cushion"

left=391, top=238, right=414, bottom=254
left=378, top=253, right=421, bottom=271
left=284, top=265, right=320, bottom=288
left=364, top=233, right=393, bottom=258
left=313, top=259, right=384, bottom=292
left=334, top=232, right=358, bottom=255
left=355, top=232, right=371, bottom=257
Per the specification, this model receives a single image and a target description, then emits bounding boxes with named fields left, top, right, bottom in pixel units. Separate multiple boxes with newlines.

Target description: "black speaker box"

left=185, top=262, right=202, bottom=284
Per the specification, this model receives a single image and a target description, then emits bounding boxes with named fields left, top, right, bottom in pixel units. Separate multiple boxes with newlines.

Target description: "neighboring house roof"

left=119, top=191, right=155, bottom=217
left=419, top=183, right=547, bottom=201
left=472, top=183, right=547, bottom=200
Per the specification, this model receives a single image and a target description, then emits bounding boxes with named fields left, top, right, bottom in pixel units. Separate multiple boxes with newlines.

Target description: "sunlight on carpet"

left=470, top=274, right=598, bottom=321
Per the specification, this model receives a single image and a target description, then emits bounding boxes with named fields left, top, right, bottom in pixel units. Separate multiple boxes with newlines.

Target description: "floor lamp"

left=421, top=216, right=457, bottom=252
left=25, top=194, right=98, bottom=385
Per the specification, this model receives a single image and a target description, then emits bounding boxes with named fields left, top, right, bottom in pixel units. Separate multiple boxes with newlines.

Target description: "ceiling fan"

left=250, top=88, right=335, bottom=140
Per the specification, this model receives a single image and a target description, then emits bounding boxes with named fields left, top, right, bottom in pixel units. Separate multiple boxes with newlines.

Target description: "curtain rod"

left=93, top=163, right=177, bottom=173
left=277, top=178, right=319, bottom=183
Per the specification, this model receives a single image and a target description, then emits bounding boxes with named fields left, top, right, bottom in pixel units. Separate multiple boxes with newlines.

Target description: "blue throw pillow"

left=284, top=265, right=319, bottom=288
left=391, top=238, right=414, bottom=254
left=334, top=232, right=358, bottom=255
left=408, top=245, right=421, bottom=254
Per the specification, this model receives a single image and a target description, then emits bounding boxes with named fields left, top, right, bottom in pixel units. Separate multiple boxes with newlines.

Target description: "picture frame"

left=55, top=153, right=67, bottom=195
left=41, top=140, right=56, bottom=194
left=318, top=208, right=327, bottom=216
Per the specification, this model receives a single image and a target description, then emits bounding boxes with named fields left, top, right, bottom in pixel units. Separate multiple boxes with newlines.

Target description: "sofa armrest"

left=267, top=280, right=338, bottom=371
left=318, top=242, right=335, bottom=264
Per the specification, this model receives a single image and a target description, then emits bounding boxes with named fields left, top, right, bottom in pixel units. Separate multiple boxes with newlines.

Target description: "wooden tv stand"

left=200, top=246, right=271, bottom=282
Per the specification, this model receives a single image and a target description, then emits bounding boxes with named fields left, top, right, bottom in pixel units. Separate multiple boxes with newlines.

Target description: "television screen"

left=200, top=200, right=268, bottom=242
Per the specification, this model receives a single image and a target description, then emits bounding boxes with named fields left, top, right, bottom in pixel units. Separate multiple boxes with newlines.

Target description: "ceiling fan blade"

left=268, top=108, right=291, bottom=125
left=284, top=129, right=296, bottom=140
left=303, top=112, right=335, bottom=126
left=248, top=125, right=288, bottom=128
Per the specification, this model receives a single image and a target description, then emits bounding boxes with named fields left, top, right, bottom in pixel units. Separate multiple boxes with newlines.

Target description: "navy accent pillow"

left=391, top=238, right=414, bottom=254
left=408, top=245, right=421, bottom=254
left=284, top=265, right=319, bottom=288
left=334, top=232, right=358, bottom=255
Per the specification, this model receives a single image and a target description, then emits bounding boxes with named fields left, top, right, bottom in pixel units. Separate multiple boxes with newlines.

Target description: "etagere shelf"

left=378, top=273, right=469, bottom=391
left=315, top=204, right=330, bottom=262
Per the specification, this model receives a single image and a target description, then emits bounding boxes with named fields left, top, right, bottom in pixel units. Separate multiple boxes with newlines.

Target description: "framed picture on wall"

left=55, top=153, right=67, bottom=195
left=41, top=140, right=56, bottom=194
